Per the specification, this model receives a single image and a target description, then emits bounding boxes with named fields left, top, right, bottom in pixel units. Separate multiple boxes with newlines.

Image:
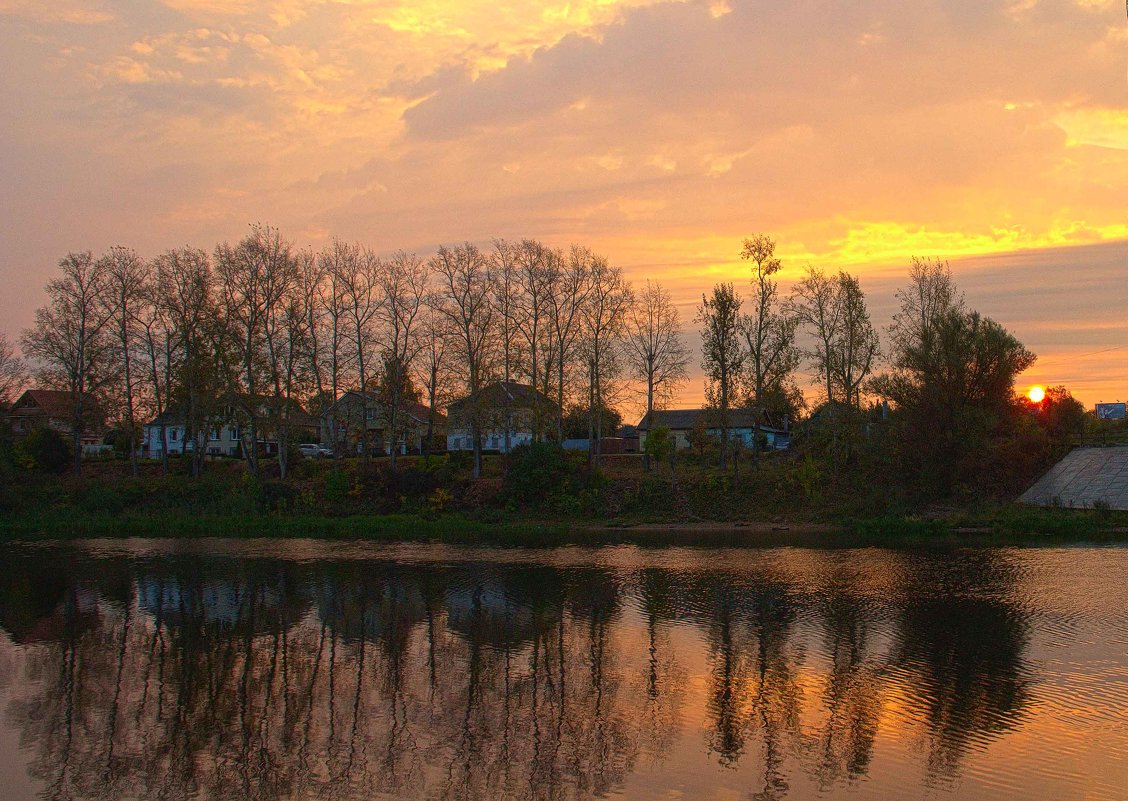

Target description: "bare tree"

left=216, top=225, right=295, bottom=476
left=490, top=239, right=526, bottom=453
left=547, top=246, right=595, bottom=441
left=581, top=259, right=633, bottom=468
left=317, top=239, right=361, bottom=459
left=0, top=332, right=25, bottom=408
left=623, top=280, right=690, bottom=452
left=513, top=240, right=553, bottom=438
left=697, top=283, right=745, bottom=470
left=790, top=267, right=879, bottom=472
left=136, top=267, right=176, bottom=474
left=829, top=273, right=880, bottom=409
left=267, top=264, right=310, bottom=480
left=431, top=243, right=496, bottom=479
left=378, top=250, right=428, bottom=469
left=99, top=246, right=148, bottom=476
left=789, top=266, right=843, bottom=406
left=21, top=252, right=115, bottom=474
left=417, top=296, right=457, bottom=458
left=337, top=247, right=383, bottom=465
left=295, top=248, right=328, bottom=411
left=738, top=235, right=801, bottom=462
left=888, top=256, right=963, bottom=360
left=155, top=247, right=216, bottom=478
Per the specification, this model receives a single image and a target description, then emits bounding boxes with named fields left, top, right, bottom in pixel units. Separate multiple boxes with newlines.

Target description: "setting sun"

left=1028, top=385, right=1046, bottom=404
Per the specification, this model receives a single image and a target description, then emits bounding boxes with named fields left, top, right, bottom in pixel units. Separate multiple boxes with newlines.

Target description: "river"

left=0, top=539, right=1125, bottom=800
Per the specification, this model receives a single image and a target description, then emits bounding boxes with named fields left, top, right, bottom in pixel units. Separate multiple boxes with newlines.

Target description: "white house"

left=446, top=381, right=558, bottom=453
left=636, top=408, right=790, bottom=452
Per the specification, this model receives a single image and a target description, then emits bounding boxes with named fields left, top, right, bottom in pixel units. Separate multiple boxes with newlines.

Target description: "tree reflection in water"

left=0, top=545, right=1034, bottom=801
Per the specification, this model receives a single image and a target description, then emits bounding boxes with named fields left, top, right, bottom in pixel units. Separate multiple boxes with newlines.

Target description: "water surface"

left=0, top=540, right=1126, bottom=800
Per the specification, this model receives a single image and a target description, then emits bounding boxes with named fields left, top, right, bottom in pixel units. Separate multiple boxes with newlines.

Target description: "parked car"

left=299, top=443, right=334, bottom=458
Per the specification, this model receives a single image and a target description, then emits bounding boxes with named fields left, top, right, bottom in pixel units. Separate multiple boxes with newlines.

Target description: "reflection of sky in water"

left=0, top=543, right=1126, bottom=800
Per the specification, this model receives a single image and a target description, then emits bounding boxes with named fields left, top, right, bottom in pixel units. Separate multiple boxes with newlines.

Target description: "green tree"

left=697, top=283, right=745, bottom=469
left=643, top=424, right=678, bottom=492
left=1029, top=385, right=1085, bottom=448
left=871, top=263, right=1036, bottom=493
left=563, top=402, right=622, bottom=440
left=0, top=333, right=24, bottom=408
left=17, top=427, right=70, bottom=474
left=738, top=235, right=801, bottom=458
left=21, top=252, right=116, bottom=475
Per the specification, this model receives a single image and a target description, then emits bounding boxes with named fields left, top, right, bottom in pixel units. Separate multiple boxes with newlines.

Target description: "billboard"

left=1095, top=403, right=1127, bottom=420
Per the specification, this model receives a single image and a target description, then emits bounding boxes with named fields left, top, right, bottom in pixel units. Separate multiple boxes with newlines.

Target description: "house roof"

left=448, top=381, right=555, bottom=414
left=9, top=389, right=74, bottom=420
left=145, top=395, right=319, bottom=429
left=637, top=407, right=782, bottom=432
left=403, top=399, right=446, bottom=425
left=147, top=408, right=185, bottom=427
left=324, top=391, right=445, bottom=425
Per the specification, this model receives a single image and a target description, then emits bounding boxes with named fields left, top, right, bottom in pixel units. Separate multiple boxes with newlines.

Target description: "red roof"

left=11, top=389, right=75, bottom=420
left=403, top=400, right=446, bottom=425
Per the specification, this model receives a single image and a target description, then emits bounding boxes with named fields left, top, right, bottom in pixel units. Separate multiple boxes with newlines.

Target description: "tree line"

left=7, top=226, right=696, bottom=479
left=5, top=224, right=1049, bottom=496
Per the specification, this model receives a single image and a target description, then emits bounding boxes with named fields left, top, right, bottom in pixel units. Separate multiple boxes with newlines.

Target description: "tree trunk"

left=557, top=356, right=566, bottom=443
left=643, top=372, right=654, bottom=473
left=72, top=395, right=83, bottom=476
left=389, top=402, right=399, bottom=470
left=472, top=421, right=482, bottom=480
left=278, top=403, right=289, bottom=480
left=123, top=341, right=138, bottom=477
left=719, top=370, right=729, bottom=470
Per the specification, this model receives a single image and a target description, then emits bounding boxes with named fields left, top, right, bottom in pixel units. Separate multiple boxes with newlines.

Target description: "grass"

left=847, top=505, right=1128, bottom=545
left=3, top=502, right=1126, bottom=549
left=0, top=509, right=571, bottom=544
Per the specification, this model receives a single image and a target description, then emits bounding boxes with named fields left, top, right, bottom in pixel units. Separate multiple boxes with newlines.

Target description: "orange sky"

left=1, top=0, right=1125, bottom=411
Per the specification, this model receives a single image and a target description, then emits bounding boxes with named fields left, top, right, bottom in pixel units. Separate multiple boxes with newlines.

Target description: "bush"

left=621, top=475, right=676, bottom=517
left=17, top=428, right=70, bottom=473
left=502, top=442, right=604, bottom=514
left=75, top=482, right=125, bottom=515
left=256, top=480, right=296, bottom=512
left=502, top=442, right=573, bottom=505
left=322, top=468, right=353, bottom=503
left=447, top=450, right=473, bottom=471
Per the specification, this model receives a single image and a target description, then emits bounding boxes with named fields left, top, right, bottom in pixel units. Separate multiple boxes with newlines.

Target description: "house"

left=617, top=425, right=640, bottom=452
left=320, top=390, right=447, bottom=455
left=143, top=395, right=319, bottom=458
left=636, top=408, right=790, bottom=452
left=562, top=437, right=627, bottom=454
left=5, top=389, right=103, bottom=447
left=446, top=381, right=558, bottom=453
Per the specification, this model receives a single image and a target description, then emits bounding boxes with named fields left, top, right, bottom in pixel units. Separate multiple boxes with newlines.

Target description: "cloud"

left=0, top=0, right=113, bottom=24
left=2, top=0, right=1126, bottom=407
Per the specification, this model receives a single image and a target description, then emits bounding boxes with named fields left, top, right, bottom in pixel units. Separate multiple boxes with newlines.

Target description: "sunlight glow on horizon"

left=1, top=0, right=1126, bottom=411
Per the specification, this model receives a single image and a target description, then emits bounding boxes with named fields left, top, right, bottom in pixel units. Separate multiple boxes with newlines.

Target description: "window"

left=170, top=429, right=178, bottom=442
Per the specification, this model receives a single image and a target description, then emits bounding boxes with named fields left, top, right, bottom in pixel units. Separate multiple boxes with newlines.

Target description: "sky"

left=1, top=0, right=1126, bottom=411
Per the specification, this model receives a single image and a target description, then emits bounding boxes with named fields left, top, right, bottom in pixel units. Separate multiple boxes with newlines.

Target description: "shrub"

left=17, top=428, right=70, bottom=473
left=447, top=450, right=473, bottom=471
left=257, top=480, right=296, bottom=512
left=502, top=442, right=573, bottom=506
left=75, top=482, right=125, bottom=515
left=322, top=468, right=353, bottom=504
left=502, top=442, right=605, bottom=514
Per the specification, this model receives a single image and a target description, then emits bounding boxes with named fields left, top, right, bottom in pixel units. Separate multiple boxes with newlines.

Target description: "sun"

left=1027, top=385, right=1046, bottom=403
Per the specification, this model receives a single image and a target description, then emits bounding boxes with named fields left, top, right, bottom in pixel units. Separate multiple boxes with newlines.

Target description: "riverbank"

left=3, top=504, right=1127, bottom=547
